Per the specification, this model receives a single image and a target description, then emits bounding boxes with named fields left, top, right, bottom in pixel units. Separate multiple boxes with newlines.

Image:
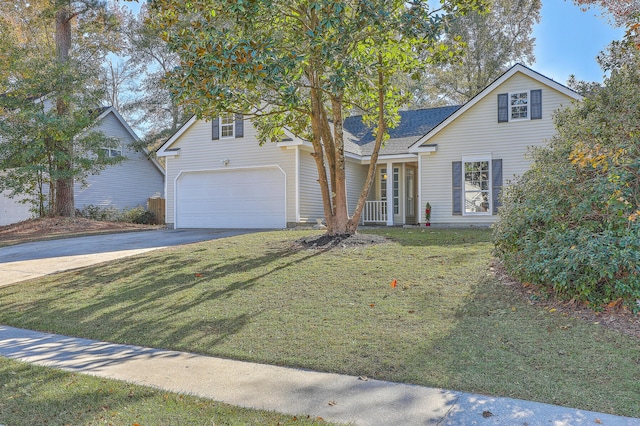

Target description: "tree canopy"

left=0, top=0, right=123, bottom=217
left=149, top=0, right=487, bottom=235
left=407, top=0, right=541, bottom=107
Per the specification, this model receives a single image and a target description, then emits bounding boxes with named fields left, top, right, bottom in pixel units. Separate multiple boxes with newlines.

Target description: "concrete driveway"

left=0, top=229, right=257, bottom=287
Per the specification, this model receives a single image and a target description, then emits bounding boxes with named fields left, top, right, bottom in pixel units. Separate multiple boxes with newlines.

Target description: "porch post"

left=386, top=161, right=393, bottom=226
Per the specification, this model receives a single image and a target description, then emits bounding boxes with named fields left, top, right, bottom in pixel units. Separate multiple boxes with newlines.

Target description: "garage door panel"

left=176, top=168, right=286, bottom=229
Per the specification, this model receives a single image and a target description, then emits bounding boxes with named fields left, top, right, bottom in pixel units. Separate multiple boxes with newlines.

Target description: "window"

left=452, top=157, right=503, bottom=216
left=380, top=167, right=400, bottom=216
left=212, top=113, right=244, bottom=140
left=102, top=147, right=122, bottom=158
left=220, top=113, right=235, bottom=138
left=463, top=159, right=490, bottom=214
left=498, top=89, right=542, bottom=123
left=510, top=92, right=528, bottom=120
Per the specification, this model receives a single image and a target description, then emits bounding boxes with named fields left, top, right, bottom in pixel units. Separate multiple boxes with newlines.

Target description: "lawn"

left=0, top=357, right=329, bottom=425
left=0, top=228, right=638, bottom=418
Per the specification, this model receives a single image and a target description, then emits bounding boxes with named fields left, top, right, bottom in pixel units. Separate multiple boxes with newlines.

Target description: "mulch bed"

left=292, top=233, right=388, bottom=250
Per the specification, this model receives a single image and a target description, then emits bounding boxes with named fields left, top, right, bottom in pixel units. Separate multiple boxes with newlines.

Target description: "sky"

left=123, top=0, right=626, bottom=85
left=531, top=1, right=626, bottom=85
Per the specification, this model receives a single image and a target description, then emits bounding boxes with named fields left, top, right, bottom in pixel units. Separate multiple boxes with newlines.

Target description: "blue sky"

left=123, top=1, right=626, bottom=84
left=532, top=1, right=625, bottom=84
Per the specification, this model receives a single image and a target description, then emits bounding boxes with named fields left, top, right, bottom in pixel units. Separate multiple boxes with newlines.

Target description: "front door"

left=405, top=166, right=417, bottom=224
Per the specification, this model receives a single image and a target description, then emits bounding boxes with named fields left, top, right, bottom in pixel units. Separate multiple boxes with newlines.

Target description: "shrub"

left=120, top=206, right=156, bottom=225
left=493, top=42, right=640, bottom=310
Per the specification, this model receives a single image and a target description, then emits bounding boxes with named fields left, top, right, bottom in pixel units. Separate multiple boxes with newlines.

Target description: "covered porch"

left=361, top=160, right=420, bottom=226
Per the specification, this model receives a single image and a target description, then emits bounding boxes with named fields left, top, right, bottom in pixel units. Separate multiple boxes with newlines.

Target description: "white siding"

left=298, top=147, right=324, bottom=222
left=346, top=158, right=369, bottom=214
left=0, top=189, right=32, bottom=226
left=164, top=119, right=297, bottom=227
left=74, top=111, right=164, bottom=211
left=421, top=72, right=578, bottom=225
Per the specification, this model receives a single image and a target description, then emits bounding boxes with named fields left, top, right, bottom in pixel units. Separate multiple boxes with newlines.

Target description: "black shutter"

left=530, top=89, right=542, bottom=120
left=452, top=161, right=462, bottom=215
left=212, top=118, right=220, bottom=140
left=492, top=159, right=503, bottom=215
left=498, top=93, right=509, bottom=123
left=235, top=113, right=244, bottom=138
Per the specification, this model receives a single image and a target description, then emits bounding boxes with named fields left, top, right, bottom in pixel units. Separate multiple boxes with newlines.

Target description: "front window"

left=220, top=113, right=235, bottom=138
left=463, top=159, right=490, bottom=214
left=510, top=92, right=528, bottom=120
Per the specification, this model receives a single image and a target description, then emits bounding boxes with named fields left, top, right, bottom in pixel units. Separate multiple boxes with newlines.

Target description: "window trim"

left=461, top=154, right=492, bottom=216
left=508, top=91, right=529, bottom=121
left=219, top=113, right=235, bottom=139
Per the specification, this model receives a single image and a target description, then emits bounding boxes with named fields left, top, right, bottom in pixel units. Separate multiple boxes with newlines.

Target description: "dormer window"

left=498, top=89, right=542, bottom=122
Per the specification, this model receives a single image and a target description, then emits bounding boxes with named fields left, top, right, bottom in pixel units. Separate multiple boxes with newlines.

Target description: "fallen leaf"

left=549, top=308, right=557, bottom=313
left=408, top=310, right=416, bottom=314
left=328, top=400, right=337, bottom=406
left=358, top=376, right=369, bottom=381
left=595, top=418, right=602, bottom=424
left=369, top=303, right=375, bottom=308
left=194, top=273, right=204, bottom=277
left=482, top=410, right=493, bottom=418
left=390, top=279, right=397, bottom=288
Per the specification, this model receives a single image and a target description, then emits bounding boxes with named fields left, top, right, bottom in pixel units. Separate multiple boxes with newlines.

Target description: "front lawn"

left=0, top=228, right=638, bottom=417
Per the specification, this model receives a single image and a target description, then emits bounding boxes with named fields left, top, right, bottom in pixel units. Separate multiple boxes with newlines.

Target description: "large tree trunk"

left=54, top=6, right=75, bottom=217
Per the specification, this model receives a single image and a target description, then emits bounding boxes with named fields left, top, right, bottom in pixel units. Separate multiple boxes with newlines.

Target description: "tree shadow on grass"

left=0, top=242, right=332, bottom=355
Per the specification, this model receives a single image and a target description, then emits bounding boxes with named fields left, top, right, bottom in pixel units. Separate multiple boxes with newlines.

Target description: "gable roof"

left=408, top=63, right=583, bottom=152
left=95, top=107, right=165, bottom=175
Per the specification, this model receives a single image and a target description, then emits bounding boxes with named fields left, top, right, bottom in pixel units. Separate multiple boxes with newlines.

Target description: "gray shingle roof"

left=343, top=106, right=460, bottom=156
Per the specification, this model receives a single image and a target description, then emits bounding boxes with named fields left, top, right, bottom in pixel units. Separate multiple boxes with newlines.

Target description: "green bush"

left=493, top=42, right=640, bottom=310
left=77, top=205, right=156, bottom=225
left=120, top=206, right=156, bottom=225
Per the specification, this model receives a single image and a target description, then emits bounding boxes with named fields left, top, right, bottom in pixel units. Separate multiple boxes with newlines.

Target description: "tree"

left=120, top=5, right=190, bottom=148
left=0, top=0, right=124, bottom=217
left=493, top=42, right=640, bottom=309
left=149, top=0, right=486, bottom=236
left=406, top=0, right=541, bottom=107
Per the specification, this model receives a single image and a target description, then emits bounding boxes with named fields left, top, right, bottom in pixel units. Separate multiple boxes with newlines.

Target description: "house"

left=156, top=64, right=582, bottom=229
left=0, top=107, right=165, bottom=226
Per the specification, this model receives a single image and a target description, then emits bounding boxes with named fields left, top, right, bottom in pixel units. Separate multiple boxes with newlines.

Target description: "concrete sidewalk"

left=0, top=326, right=638, bottom=425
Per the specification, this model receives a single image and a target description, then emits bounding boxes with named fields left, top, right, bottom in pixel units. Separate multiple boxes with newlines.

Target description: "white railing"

left=363, top=200, right=388, bottom=223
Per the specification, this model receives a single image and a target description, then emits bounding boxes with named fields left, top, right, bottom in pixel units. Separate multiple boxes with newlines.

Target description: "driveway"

left=0, top=229, right=257, bottom=287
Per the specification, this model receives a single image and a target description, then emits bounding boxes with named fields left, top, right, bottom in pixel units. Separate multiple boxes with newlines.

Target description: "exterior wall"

left=345, top=157, right=369, bottom=215
left=0, top=189, right=32, bottom=226
left=74, top=111, right=164, bottom=211
left=164, top=119, right=297, bottom=226
left=298, top=147, right=324, bottom=222
left=420, top=72, right=577, bottom=225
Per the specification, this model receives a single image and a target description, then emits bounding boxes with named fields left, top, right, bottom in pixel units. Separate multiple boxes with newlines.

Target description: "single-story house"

left=0, top=107, right=165, bottom=226
left=156, top=64, right=582, bottom=229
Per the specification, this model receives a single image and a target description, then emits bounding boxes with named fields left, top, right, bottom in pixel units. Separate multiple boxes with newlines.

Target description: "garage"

left=175, top=167, right=286, bottom=229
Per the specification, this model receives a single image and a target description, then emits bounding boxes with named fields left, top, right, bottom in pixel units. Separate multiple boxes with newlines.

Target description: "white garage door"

left=176, top=167, right=286, bottom=229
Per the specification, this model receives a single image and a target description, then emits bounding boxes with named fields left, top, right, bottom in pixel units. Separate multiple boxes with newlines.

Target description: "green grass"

left=0, top=228, right=639, bottom=418
left=0, top=357, right=331, bottom=426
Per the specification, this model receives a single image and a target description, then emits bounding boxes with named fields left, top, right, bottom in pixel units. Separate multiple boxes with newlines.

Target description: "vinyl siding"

left=420, top=72, right=577, bottom=225
left=298, top=149, right=369, bottom=223
left=0, top=186, right=32, bottom=226
left=298, top=147, right=324, bottom=222
left=74, top=111, right=164, bottom=211
left=164, top=119, right=297, bottom=226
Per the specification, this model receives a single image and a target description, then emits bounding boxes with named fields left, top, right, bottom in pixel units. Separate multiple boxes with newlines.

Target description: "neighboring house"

left=0, top=107, right=165, bottom=226
left=156, top=64, right=582, bottom=229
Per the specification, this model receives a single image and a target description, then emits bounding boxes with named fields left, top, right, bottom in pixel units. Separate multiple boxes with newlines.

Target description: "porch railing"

left=363, top=200, right=388, bottom=223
